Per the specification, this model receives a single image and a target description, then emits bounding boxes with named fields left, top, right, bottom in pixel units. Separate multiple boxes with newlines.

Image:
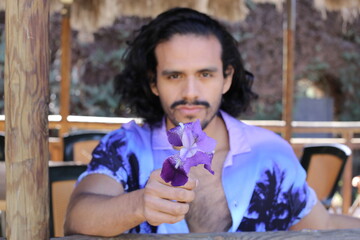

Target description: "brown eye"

left=201, top=72, right=212, bottom=78
left=168, top=73, right=181, bottom=79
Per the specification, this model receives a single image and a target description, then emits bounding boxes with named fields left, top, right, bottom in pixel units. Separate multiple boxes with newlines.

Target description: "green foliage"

left=88, top=48, right=125, bottom=71
left=338, top=52, right=360, bottom=121
left=248, top=100, right=283, bottom=120
left=49, top=53, right=61, bottom=114
left=71, top=79, right=119, bottom=117
left=297, top=53, right=360, bottom=121
left=241, top=97, right=283, bottom=121
left=300, top=59, right=330, bottom=82
left=67, top=45, right=125, bottom=116
left=231, top=31, right=254, bottom=43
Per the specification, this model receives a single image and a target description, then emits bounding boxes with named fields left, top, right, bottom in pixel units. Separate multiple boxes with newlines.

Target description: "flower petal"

left=197, top=135, right=216, bottom=153
left=167, top=124, right=184, bottom=147
left=161, top=120, right=216, bottom=186
left=181, top=125, right=196, bottom=149
left=160, top=156, right=189, bottom=186
left=182, top=151, right=214, bottom=175
left=190, top=120, right=217, bottom=152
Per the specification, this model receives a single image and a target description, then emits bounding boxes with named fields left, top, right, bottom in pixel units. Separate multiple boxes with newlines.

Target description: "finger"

left=153, top=169, right=198, bottom=191
left=180, top=177, right=198, bottom=190
left=144, top=207, right=186, bottom=226
left=145, top=194, right=190, bottom=216
left=151, top=169, right=197, bottom=189
left=146, top=179, right=195, bottom=203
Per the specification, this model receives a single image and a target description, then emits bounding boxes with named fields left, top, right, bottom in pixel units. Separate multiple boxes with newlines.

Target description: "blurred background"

left=0, top=0, right=359, bottom=121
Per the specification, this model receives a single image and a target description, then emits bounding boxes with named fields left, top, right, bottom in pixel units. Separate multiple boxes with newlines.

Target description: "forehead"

left=154, top=34, right=223, bottom=70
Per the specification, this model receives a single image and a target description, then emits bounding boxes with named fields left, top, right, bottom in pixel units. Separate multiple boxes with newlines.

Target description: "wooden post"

left=59, top=3, right=72, bottom=138
left=282, top=0, right=296, bottom=142
left=4, top=0, right=50, bottom=239
left=342, top=131, right=353, bottom=214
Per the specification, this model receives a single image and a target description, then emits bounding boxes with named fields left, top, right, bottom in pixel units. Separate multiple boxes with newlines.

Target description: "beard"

left=165, top=99, right=221, bottom=130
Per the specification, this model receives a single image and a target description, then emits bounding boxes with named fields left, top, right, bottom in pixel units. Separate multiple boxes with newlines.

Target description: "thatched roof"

left=314, top=0, right=360, bottom=22
left=1, top=0, right=360, bottom=32
left=60, top=0, right=360, bottom=34
left=64, top=0, right=251, bottom=34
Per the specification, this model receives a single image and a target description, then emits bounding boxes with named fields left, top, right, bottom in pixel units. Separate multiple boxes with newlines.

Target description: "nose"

left=182, top=76, right=199, bottom=101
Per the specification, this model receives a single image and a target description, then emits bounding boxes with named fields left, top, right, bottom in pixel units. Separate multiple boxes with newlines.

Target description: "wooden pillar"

left=282, top=0, right=296, bottom=141
left=342, top=131, right=353, bottom=214
left=4, top=0, right=50, bottom=239
left=59, top=2, right=72, bottom=137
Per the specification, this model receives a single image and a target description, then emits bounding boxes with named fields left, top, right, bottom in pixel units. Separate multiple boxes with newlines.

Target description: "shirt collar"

left=152, top=111, right=252, bottom=157
left=219, top=110, right=251, bottom=156
left=152, top=117, right=173, bottom=150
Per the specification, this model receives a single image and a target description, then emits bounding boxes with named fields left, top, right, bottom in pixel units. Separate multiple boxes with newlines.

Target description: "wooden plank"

left=342, top=132, right=353, bottom=214
left=51, top=229, right=360, bottom=240
left=59, top=3, right=72, bottom=136
left=4, top=0, right=50, bottom=239
left=282, top=0, right=296, bottom=141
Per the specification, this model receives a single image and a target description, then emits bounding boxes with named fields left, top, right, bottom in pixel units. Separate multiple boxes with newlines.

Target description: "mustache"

left=170, top=100, right=210, bottom=109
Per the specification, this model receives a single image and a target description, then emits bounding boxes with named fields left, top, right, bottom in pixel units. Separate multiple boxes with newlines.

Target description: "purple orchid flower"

left=160, top=120, right=216, bottom=186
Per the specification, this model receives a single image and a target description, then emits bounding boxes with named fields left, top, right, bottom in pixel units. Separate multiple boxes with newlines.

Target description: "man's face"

left=151, top=34, right=233, bottom=130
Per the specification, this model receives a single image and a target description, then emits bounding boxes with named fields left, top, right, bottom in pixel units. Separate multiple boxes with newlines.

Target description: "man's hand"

left=142, top=169, right=197, bottom=226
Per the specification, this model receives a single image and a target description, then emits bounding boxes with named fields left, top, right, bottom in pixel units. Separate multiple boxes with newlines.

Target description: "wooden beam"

left=342, top=131, right=353, bottom=214
left=4, top=0, right=50, bottom=239
left=59, top=3, right=72, bottom=136
left=282, top=0, right=296, bottom=142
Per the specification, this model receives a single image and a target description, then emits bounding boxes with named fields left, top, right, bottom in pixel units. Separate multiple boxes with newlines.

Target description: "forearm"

left=326, top=213, right=360, bottom=229
left=290, top=201, right=360, bottom=230
left=64, top=189, right=146, bottom=237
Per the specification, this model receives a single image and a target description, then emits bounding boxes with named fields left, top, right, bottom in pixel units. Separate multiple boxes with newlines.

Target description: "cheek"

left=157, top=90, right=175, bottom=105
left=207, top=82, right=226, bottom=97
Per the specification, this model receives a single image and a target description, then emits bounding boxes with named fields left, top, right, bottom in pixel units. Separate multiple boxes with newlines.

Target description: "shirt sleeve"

left=281, top=140, right=318, bottom=227
left=270, top=138, right=318, bottom=228
left=77, top=129, right=135, bottom=191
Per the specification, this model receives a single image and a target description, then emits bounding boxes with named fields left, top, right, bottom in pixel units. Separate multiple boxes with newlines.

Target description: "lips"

left=176, top=105, right=204, bottom=115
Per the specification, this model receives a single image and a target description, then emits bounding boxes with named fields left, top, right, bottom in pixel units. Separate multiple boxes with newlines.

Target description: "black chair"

left=0, top=133, right=4, bottom=161
left=300, top=143, right=351, bottom=209
left=62, top=130, right=107, bottom=162
left=49, top=162, right=87, bottom=237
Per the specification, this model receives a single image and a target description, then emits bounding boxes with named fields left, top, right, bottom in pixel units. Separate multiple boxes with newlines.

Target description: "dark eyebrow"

left=161, top=67, right=219, bottom=76
left=199, top=67, right=218, bottom=73
left=160, top=70, right=183, bottom=76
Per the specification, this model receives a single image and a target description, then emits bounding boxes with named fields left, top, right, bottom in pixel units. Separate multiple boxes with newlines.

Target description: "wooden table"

left=49, top=229, right=360, bottom=240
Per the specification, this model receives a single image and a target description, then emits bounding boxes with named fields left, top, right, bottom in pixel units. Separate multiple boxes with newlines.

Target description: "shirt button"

left=234, top=201, right=238, bottom=207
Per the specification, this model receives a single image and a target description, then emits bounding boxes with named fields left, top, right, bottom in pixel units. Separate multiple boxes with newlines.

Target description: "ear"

left=222, top=66, right=234, bottom=94
left=150, top=82, right=159, bottom=96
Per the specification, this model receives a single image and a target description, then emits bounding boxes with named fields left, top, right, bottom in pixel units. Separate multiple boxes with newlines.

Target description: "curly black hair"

left=114, top=7, right=257, bottom=125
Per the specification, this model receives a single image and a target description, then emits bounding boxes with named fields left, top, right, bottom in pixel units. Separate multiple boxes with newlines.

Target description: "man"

left=64, top=7, right=360, bottom=237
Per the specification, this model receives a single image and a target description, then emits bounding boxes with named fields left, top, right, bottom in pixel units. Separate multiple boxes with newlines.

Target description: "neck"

left=203, top=115, right=229, bottom=152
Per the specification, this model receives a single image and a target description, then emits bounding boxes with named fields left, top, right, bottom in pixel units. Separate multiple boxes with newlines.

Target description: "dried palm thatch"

left=252, top=0, right=284, bottom=10
left=1, top=0, right=359, bottom=31
left=66, top=0, right=249, bottom=34
left=64, top=0, right=360, bottom=35
left=0, top=0, right=67, bottom=13
left=314, top=0, right=360, bottom=22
